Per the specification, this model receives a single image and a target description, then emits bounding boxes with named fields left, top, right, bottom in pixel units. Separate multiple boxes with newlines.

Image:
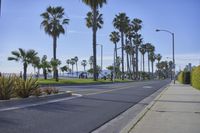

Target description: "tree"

left=81, top=60, right=87, bottom=71
left=89, top=56, right=94, bottom=69
left=50, top=58, right=61, bottom=81
left=70, top=58, right=76, bottom=76
left=139, top=44, right=147, bottom=73
left=109, top=31, right=120, bottom=60
left=60, top=65, right=69, bottom=76
left=40, top=6, right=69, bottom=80
left=146, top=43, right=155, bottom=77
left=113, top=13, right=130, bottom=80
left=74, top=56, right=79, bottom=77
left=149, top=52, right=156, bottom=78
left=8, top=48, right=38, bottom=80
left=132, top=18, right=143, bottom=80
left=156, top=54, right=162, bottom=64
left=32, top=56, right=41, bottom=77
left=40, top=55, right=51, bottom=80
left=66, top=59, right=71, bottom=67
left=82, top=0, right=107, bottom=81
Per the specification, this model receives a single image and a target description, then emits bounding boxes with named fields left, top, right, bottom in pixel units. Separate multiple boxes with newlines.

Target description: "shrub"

left=33, top=88, right=42, bottom=97
left=14, top=77, right=39, bottom=98
left=52, top=88, right=59, bottom=94
left=0, top=76, right=14, bottom=100
left=191, top=66, right=200, bottom=90
left=43, top=88, right=53, bottom=95
left=177, top=71, right=184, bottom=83
left=183, top=71, right=190, bottom=84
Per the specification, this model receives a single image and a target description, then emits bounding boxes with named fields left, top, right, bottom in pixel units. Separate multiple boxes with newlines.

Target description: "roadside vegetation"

left=177, top=65, right=200, bottom=90
left=0, top=75, right=60, bottom=100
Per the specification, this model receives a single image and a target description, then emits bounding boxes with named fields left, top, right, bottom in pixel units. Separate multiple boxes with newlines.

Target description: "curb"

left=120, top=84, right=170, bottom=133
left=0, top=92, right=72, bottom=106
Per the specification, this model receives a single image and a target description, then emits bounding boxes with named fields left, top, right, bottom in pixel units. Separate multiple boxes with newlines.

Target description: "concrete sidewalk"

left=127, top=83, right=200, bottom=133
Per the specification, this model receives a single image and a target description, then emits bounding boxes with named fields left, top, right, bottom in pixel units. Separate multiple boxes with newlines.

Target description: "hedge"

left=191, top=66, right=200, bottom=90
left=177, top=71, right=191, bottom=84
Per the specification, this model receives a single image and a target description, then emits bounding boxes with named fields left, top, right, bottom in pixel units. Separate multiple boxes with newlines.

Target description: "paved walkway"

left=129, top=83, right=200, bottom=133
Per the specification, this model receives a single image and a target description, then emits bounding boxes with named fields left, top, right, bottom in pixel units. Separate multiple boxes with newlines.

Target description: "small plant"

left=33, top=88, right=42, bottom=97
left=43, top=88, right=53, bottom=95
left=0, top=76, right=14, bottom=100
left=14, top=77, right=39, bottom=98
left=52, top=88, right=59, bottom=94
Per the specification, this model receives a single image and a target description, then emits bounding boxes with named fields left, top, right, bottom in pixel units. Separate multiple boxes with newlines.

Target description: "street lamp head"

left=155, top=29, right=160, bottom=32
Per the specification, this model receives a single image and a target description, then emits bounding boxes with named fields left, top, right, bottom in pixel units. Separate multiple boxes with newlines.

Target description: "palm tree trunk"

left=148, top=52, right=150, bottom=79
left=84, top=66, right=86, bottom=71
left=143, top=54, right=145, bottom=72
left=53, top=35, right=57, bottom=79
left=76, top=63, right=78, bottom=77
left=121, top=32, right=125, bottom=80
left=136, top=46, right=139, bottom=80
left=114, top=43, right=117, bottom=59
left=151, top=61, right=154, bottom=79
left=23, top=63, right=27, bottom=80
left=92, top=8, right=97, bottom=81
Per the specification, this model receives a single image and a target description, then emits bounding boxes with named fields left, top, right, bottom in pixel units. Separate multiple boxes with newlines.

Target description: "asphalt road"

left=0, top=79, right=170, bottom=133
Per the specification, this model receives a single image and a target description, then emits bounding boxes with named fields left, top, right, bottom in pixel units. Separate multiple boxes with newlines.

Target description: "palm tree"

left=60, top=65, right=69, bottom=76
left=40, top=55, right=51, bottom=80
left=146, top=43, right=155, bottom=77
left=8, top=48, right=38, bottom=80
left=113, top=13, right=130, bottom=80
left=109, top=31, right=120, bottom=59
left=139, top=44, right=147, bottom=73
left=156, top=54, right=162, bottom=64
left=50, top=58, right=61, bottom=81
left=32, top=56, right=41, bottom=77
left=74, top=56, right=79, bottom=77
left=149, top=52, right=156, bottom=78
left=81, top=60, right=87, bottom=71
left=70, top=58, right=76, bottom=76
left=124, top=44, right=133, bottom=79
left=82, top=0, right=107, bottom=81
left=132, top=18, right=143, bottom=80
left=89, top=56, right=94, bottom=69
left=40, top=6, right=69, bottom=80
left=66, top=59, right=71, bottom=68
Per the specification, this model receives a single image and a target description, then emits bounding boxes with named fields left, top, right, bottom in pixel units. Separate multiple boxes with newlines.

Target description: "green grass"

left=37, top=78, right=130, bottom=85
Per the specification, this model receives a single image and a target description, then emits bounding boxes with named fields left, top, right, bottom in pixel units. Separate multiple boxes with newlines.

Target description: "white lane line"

left=0, top=94, right=82, bottom=112
left=143, top=86, right=153, bottom=89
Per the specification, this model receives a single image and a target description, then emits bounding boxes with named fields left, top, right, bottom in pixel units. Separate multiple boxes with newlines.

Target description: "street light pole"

left=156, top=29, right=175, bottom=84
left=97, top=44, right=103, bottom=71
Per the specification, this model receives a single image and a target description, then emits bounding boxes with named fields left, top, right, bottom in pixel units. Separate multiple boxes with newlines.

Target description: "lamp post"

left=156, top=29, right=175, bottom=84
left=97, top=44, right=103, bottom=71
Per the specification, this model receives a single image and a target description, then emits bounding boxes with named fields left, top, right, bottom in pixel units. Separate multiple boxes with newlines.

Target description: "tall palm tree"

left=50, top=58, right=61, bottom=81
left=41, top=55, right=51, bottom=80
left=156, top=54, right=162, bottom=64
left=74, top=56, right=79, bottom=77
left=155, top=54, right=162, bottom=79
left=149, top=52, right=156, bottom=78
left=32, top=56, right=41, bottom=77
left=124, top=44, right=133, bottom=78
left=70, top=58, right=76, bottom=76
left=82, top=0, right=107, bottom=81
left=113, top=13, right=130, bottom=80
left=139, top=44, right=147, bottom=72
left=146, top=43, right=155, bottom=77
left=89, top=56, right=94, bottom=69
left=66, top=59, right=71, bottom=68
left=109, top=31, right=120, bottom=59
left=40, top=6, right=69, bottom=80
left=132, top=18, right=143, bottom=80
left=81, top=60, right=87, bottom=71
left=8, top=48, right=38, bottom=80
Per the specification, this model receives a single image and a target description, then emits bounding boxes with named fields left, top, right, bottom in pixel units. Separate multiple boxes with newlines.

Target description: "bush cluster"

left=191, top=66, right=200, bottom=90
left=0, top=75, right=39, bottom=100
left=177, top=71, right=191, bottom=84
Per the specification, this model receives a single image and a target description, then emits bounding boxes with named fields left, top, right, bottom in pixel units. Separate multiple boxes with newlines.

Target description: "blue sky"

left=0, top=0, right=200, bottom=73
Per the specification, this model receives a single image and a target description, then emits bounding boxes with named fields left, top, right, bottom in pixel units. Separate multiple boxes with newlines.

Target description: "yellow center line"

left=84, top=85, right=135, bottom=96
